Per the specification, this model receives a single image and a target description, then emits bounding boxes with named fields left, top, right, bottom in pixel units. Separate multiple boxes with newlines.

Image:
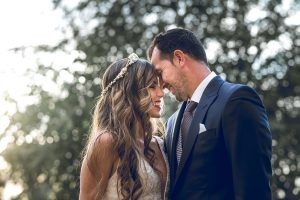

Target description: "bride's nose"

left=156, top=86, right=165, bottom=98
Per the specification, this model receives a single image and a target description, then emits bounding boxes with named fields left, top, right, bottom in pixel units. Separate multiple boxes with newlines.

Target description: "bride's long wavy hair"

left=84, top=58, right=160, bottom=199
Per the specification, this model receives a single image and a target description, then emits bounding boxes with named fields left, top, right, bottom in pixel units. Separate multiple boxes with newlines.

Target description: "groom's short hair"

left=148, top=28, right=208, bottom=64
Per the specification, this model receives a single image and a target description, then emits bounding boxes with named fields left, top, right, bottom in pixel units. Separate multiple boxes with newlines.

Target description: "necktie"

left=176, top=101, right=198, bottom=165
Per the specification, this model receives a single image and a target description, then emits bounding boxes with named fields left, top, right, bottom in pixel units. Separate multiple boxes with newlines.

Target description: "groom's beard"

left=167, top=80, right=189, bottom=102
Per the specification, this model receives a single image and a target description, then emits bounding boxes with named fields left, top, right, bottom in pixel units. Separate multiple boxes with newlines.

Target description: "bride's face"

left=148, top=77, right=165, bottom=118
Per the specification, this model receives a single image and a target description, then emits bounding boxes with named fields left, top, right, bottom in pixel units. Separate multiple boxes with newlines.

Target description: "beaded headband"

left=99, top=53, right=139, bottom=102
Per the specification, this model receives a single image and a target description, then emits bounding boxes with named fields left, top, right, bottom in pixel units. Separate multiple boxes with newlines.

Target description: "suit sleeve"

left=222, top=86, right=272, bottom=200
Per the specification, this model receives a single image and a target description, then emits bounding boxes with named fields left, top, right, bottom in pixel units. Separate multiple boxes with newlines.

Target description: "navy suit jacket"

left=165, top=76, right=272, bottom=200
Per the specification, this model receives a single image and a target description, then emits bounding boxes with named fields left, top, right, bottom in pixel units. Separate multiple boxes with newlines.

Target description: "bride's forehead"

left=157, top=75, right=165, bottom=85
left=149, top=75, right=165, bottom=87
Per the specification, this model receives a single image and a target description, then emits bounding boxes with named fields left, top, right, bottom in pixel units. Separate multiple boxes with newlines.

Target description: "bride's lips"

left=153, top=101, right=161, bottom=110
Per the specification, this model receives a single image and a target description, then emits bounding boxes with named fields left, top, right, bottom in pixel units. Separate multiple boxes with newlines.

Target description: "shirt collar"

left=190, top=71, right=217, bottom=103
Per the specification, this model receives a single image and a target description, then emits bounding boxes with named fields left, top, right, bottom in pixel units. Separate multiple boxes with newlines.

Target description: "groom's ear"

left=173, top=50, right=186, bottom=68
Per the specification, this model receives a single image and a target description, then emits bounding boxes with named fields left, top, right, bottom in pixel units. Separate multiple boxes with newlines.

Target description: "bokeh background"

left=0, top=0, right=299, bottom=199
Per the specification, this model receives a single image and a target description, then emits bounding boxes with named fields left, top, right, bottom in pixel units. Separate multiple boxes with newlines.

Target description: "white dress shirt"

left=190, top=71, right=217, bottom=103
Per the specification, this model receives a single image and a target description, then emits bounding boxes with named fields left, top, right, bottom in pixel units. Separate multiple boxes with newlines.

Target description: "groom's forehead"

left=150, top=47, right=163, bottom=64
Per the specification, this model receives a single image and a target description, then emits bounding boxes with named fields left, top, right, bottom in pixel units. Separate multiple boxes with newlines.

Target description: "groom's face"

left=150, top=47, right=188, bottom=101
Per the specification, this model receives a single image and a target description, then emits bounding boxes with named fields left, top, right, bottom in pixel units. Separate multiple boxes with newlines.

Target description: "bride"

left=79, top=53, right=169, bottom=200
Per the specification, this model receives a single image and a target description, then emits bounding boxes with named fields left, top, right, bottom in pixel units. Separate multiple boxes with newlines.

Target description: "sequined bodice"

left=103, top=136, right=169, bottom=200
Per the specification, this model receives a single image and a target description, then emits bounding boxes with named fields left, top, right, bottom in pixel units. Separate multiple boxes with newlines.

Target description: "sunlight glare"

left=2, top=181, right=23, bottom=200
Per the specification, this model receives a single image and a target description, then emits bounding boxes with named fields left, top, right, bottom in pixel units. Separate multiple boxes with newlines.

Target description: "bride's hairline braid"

left=99, top=53, right=139, bottom=102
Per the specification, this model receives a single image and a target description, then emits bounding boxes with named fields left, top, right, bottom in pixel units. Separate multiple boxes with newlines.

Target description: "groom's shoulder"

left=222, top=80, right=244, bottom=91
left=221, top=80, right=258, bottom=94
left=220, top=81, right=260, bottom=102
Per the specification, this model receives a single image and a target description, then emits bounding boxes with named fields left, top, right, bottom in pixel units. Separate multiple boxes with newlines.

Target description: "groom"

left=148, top=28, right=272, bottom=200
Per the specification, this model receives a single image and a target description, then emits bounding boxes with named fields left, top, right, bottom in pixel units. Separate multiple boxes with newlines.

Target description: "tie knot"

left=185, top=101, right=198, bottom=112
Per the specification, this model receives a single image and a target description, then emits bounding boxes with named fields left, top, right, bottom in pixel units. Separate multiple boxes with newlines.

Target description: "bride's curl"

left=85, top=55, right=159, bottom=200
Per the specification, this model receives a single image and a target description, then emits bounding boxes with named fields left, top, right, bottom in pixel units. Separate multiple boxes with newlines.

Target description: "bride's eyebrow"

left=151, top=79, right=158, bottom=86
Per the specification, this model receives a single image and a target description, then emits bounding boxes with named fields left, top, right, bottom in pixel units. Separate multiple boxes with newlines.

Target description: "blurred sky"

left=0, top=0, right=68, bottom=134
left=0, top=0, right=64, bottom=199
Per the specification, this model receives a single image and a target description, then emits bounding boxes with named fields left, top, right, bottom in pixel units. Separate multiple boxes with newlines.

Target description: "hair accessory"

left=99, top=53, right=139, bottom=101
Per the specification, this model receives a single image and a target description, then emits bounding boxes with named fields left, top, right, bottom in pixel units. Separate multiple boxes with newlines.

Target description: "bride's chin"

left=149, top=111, right=160, bottom=118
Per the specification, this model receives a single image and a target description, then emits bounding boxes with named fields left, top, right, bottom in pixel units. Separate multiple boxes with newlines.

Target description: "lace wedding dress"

left=103, top=136, right=169, bottom=200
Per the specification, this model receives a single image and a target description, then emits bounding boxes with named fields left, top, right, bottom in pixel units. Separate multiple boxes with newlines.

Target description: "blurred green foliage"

left=1, top=0, right=300, bottom=199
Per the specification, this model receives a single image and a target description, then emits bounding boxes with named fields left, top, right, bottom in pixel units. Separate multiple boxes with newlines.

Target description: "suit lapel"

left=173, top=76, right=225, bottom=187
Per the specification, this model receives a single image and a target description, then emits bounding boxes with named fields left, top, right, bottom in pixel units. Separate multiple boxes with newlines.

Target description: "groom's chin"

left=175, top=95, right=186, bottom=102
